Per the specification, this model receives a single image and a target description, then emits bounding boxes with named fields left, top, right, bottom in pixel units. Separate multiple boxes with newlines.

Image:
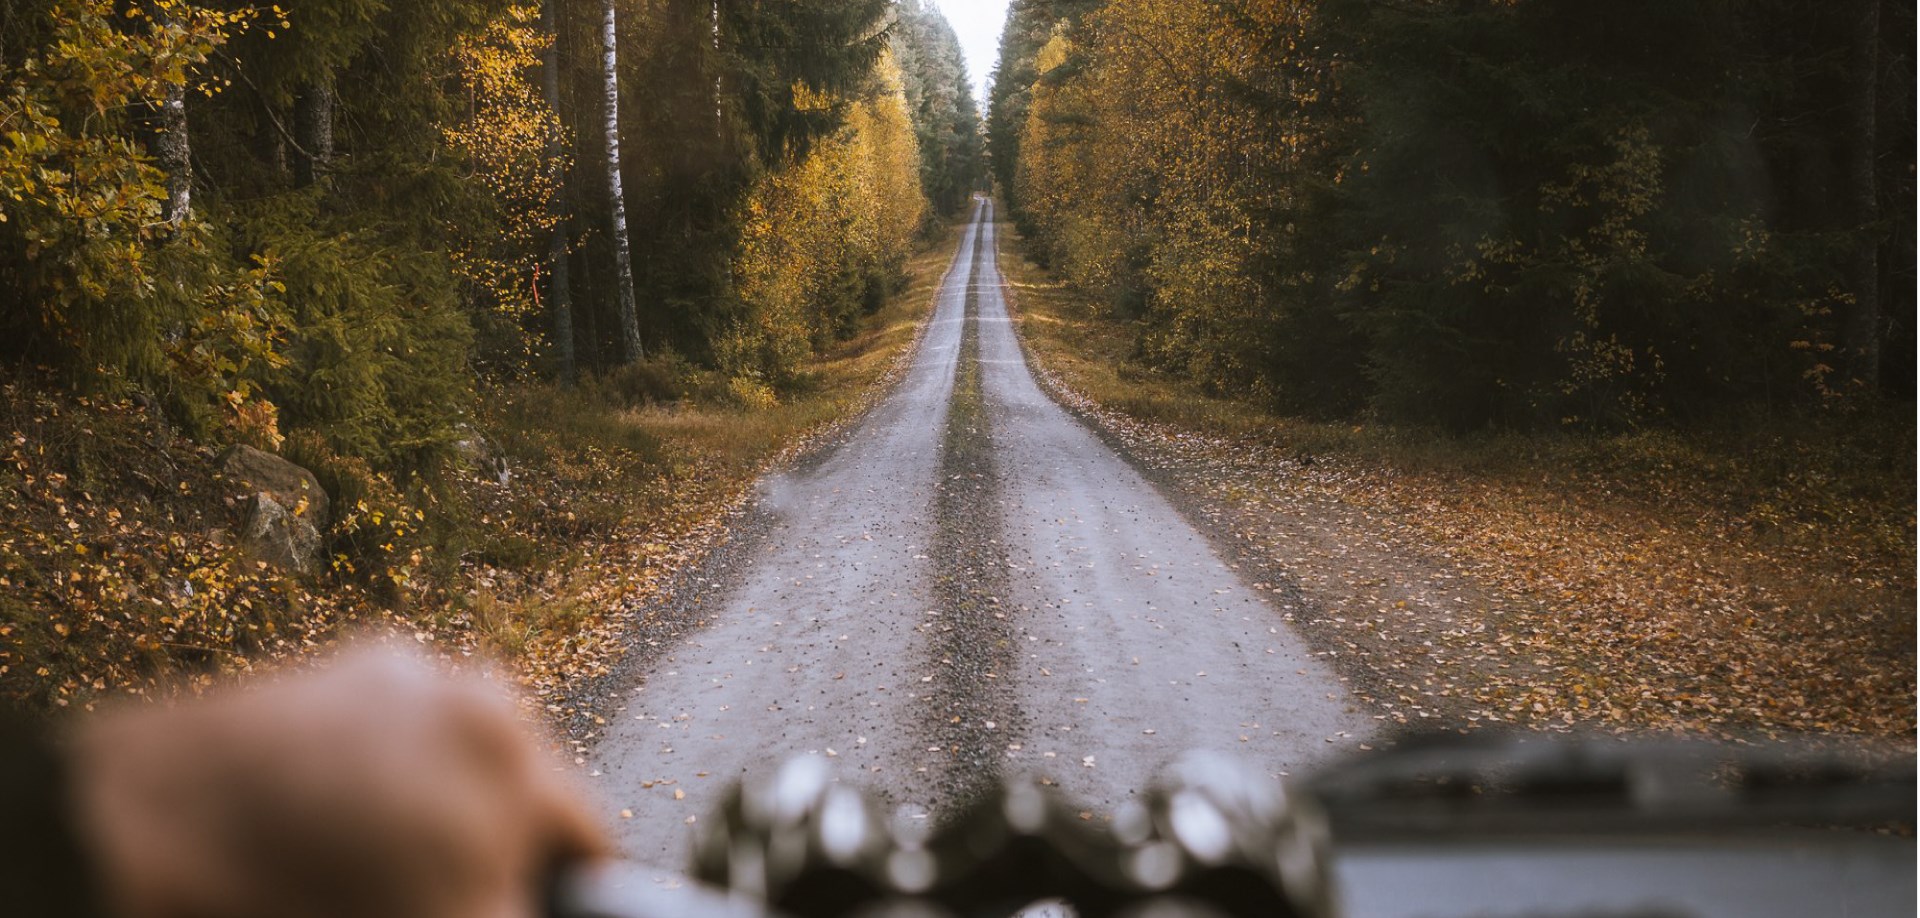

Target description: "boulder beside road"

left=220, top=445, right=330, bottom=525
left=220, top=445, right=330, bottom=573
left=239, top=492, right=323, bottom=573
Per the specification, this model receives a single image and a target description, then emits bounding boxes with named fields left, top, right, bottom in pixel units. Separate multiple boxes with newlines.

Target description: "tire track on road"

left=923, top=235, right=1022, bottom=811
left=973, top=203, right=1374, bottom=809
left=589, top=203, right=985, bottom=867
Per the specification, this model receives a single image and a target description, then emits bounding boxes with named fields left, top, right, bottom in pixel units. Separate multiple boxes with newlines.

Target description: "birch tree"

left=154, top=42, right=192, bottom=223
left=600, top=0, right=643, bottom=363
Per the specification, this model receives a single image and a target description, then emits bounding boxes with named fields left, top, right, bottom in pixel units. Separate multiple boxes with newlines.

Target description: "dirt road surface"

left=590, top=200, right=1370, bottom=867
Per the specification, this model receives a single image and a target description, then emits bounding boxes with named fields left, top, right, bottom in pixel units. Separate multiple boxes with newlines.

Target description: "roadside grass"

left=997, top=219, right=1916, bottom=743
left=1009, top=259, right=1912, bottom=541
left=441, top=217, right=968, bottom=699
left=1007, top=291, right=1274, bottom=437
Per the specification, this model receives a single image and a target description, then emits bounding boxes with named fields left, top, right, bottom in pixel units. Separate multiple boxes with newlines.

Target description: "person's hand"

left=69, top=644, right=606, bottom=918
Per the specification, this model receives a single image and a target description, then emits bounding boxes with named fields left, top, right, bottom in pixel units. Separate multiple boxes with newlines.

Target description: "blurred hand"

left=70, top=644, right=605, bottom=918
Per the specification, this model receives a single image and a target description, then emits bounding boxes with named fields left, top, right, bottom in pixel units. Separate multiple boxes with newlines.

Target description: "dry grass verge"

left=996, top=217, right=1914, bottom=749
left=463, top=220, right=967, bottom=722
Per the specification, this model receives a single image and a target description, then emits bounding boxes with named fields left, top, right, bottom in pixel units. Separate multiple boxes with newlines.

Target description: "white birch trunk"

left=602, top=0, right=644, bottom=363
left=712, top=0, right=723, bottom=137
left=151, top=7, right=192, bottom=224
left=157, top=81, right=192, bottom=224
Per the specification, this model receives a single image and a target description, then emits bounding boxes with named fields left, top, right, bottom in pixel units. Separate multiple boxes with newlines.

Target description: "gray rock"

left=220, top=445, right=329, bottom=526
left=239, top=492, right=322, bottom=574
left=453, top=426, right=512, bottom=486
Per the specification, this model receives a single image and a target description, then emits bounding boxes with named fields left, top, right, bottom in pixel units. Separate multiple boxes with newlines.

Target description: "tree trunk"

left=575, top=233, right=603, bottom=370
left=293, top=79, right=335, bottom=189
left=545, top=0, right=577, bottom=381
left=145, top=6, right=192, bottom=224
left=1840, top=0, right=1882, bottom=390
left=155, top=80, right=192, bottom=224
left=601, top=0, right=644, bottom=363
left=712, top=0, right=723, bottom=139
left=257, top=94, right=289, bottom=184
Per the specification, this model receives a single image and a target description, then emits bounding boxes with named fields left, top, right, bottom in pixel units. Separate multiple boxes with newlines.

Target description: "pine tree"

left=1840, top=0, right=1884, bottom=389
left=543, top=0, right=576, bottom=379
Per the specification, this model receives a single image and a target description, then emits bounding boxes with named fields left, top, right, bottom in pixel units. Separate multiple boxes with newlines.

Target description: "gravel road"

left=590, top=199, right=1371, bottom=867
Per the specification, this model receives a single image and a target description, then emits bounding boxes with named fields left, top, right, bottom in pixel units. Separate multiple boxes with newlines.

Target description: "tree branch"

left=210, top=48, right=323, bottom=168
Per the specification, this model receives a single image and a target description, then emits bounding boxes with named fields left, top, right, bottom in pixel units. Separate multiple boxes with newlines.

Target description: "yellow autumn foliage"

left=442, top=3, right=566, bottom=364
left=722, top=51, right=925, bottom=391
left=1015, top=0, right=1322, bottom=398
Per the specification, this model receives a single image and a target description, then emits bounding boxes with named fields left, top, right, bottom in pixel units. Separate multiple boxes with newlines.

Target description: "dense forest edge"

left=983, top=0, right=1914, bottom=745
left=0, top=0, right=984, bottom=713
left=989, top=0, right=1915, bottom=427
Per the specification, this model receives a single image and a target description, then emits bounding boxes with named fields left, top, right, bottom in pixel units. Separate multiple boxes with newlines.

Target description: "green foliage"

left=0, top=0, right=284, bottom=424
left=228, top=0, right=383, bottom=99
left=542, top=0, right=937, bottom=371
left=986, top=0, right=1100, bottom=237
left=0, top=0, right=534, bottom=477
left=720, top=0, right=893, bottom=163
left=1, top=0, right=945, bottom=563
left=281, top=429, right=427, bottom=596
left=723, top=53, right=925, bottom=389
left=0, top=0, right=961, bottom=717
left=892, top=0, right=985, bottom=218
left=1321, top=0, right=1889, bottom=427
left=590, top=350, right=710, bottom=407
left=441, top=3, right=565, bottom=377
left=234, top=195, right=473, bottom=473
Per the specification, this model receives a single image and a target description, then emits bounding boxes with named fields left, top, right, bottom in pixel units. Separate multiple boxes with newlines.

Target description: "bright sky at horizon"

left=932, top=0, right=1012, bottom=104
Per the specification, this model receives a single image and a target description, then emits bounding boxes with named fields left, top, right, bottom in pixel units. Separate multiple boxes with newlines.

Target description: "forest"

left=0, top=0, right=982, bottom=708
left=990, top=0, right=1914, bottom=429
left=1, top=0, right=983, bottom=445
left=981, top=0, right=1913, bottom=748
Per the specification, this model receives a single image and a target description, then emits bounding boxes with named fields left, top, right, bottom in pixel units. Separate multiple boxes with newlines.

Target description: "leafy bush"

left=0, top=1, right=283, bottom=429
left=281, top=431, right=427, bottom=597
left=595, top=351, right=698, bottom=406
